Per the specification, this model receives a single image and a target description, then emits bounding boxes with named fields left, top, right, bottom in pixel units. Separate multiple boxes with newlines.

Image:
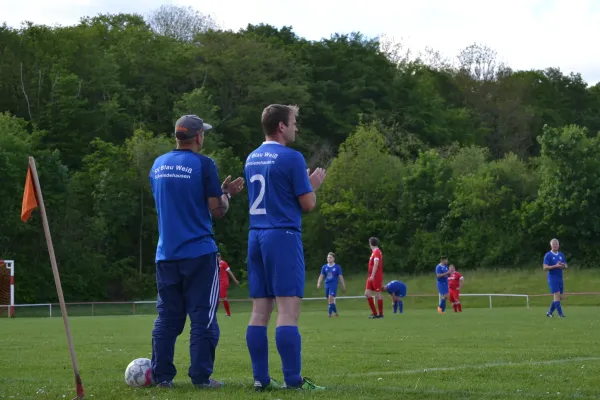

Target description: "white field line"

left=338, top=356, right=600, bottom=377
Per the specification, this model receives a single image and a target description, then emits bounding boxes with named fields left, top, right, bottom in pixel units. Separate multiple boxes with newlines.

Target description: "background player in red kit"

left=218, top=253, right=240, bottom=316
left=365, top=237, right=384, bottom=318
left=448, top=264, right=464, bottom=312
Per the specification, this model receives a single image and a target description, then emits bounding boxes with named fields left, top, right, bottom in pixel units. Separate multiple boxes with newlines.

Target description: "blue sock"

left=393, top=301, right=398, bottom=313
left=332, top=303, right=337, bottom=314
left=548, top=301, right=556, bottom=315
left=328, top=303, right=332, bottom=315
left=275, top=326, right=303, bottom=387
left=398, top=300, right=403, bottom=313
left=555, top=301, right=563, bottom=316
left=440, top=299, right=446, bottom=312
left=246, top=326, right=270, bottom=386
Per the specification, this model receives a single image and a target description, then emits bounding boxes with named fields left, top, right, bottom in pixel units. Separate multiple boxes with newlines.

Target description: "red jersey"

left=368, top=248, right=383, bottom=280
left=448, top=271, right=463, bottom=290
left=219, top=260, right=230, bottom=287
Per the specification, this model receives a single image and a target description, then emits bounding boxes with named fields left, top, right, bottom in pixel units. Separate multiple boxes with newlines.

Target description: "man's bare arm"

left=370, top=259, right=379, bottom=280
left=208, top=194, right=230, bottom=219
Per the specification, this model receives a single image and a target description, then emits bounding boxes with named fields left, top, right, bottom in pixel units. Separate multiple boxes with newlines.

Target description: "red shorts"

left=365, top=278, right=383, bottom=292
left=449, top=289, right=460, bottom=302
left=219, top=284, right=229, bottom=299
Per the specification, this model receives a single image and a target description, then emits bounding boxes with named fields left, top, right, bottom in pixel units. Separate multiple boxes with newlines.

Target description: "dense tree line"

left=1, top=6, right=599, bottom=303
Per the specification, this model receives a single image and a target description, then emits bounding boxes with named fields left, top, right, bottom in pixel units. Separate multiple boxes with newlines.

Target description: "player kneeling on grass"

left=448, top=264, right=464, bottom=312
left=383, top=280, right=407, bottom=314
left=317, top=252, right=346, bottom=317
left=218, top=253, right=240, bottom=317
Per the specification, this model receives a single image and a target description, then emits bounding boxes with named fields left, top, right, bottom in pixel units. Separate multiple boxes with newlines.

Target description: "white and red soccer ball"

left=124, top=358, right=154, bottom=387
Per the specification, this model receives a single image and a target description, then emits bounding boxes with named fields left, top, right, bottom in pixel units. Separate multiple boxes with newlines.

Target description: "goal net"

left=0, top=260, right=15, bottom=318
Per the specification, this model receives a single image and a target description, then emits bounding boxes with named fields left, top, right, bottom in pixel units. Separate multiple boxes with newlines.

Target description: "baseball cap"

left=174, top=115, right=213, bottom=139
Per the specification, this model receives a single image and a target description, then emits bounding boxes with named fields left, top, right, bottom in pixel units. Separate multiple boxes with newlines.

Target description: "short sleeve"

left=435, top=265, right=442, bottom=274
left=320, top=265, right=326, bottom=275
left=203, top=157, right=223, bottom=198
left=338, top=265, right=343, bottom=275
left=374, top=249, right=381, bottom=260
left=543, top=253, right=552, bottom=265
left=289, top=151, right=313, bottom=198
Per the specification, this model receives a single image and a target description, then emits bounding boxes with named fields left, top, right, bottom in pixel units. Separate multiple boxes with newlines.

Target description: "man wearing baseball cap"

left=149, top=114, right=245, bottom=389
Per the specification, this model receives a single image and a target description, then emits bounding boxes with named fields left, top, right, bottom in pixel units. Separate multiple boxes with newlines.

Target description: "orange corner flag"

left=21, top=165, right=38, bottom=222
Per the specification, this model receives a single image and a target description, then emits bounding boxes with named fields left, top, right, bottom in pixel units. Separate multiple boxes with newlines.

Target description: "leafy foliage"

left=1, top=13, right=599, bottom=302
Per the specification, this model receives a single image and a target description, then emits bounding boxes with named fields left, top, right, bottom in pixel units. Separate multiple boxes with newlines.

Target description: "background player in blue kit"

left=543, top=238, right=568, bottom=318
left=316, top=252, right=346, bottom=317
left=383, top=280, right=407, bottom=314
left=244, top=104, right=327, bottom=391
left=435, top=256, right=450, bottom=314
left=149, top=115, right=245, bottom=389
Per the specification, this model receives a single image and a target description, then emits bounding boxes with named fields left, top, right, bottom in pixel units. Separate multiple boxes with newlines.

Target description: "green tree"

left=316, top=123, right=404, bottom=272
left=523, top=124, right=600, bottom=261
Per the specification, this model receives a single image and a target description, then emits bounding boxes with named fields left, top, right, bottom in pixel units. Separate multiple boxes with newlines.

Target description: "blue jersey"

left=436, top=264, right=449, bottom=284
left=544, top=251, right=566, bottom=280
left=149, top=149, right=222, bottom=262
left=245, top=141, right=313, bottom=231
left=386, top=280, right=407, bottom=296
left=321, top=264, right=342, bottom=285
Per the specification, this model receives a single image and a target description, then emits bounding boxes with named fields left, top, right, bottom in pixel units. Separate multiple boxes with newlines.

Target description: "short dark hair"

left=261, top=104, right=299, bottom=136
left=369, top=237, right=379, bottom=246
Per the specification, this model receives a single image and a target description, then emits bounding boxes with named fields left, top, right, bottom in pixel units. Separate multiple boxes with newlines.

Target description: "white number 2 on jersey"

left=249, top=174, right=267, bottom=215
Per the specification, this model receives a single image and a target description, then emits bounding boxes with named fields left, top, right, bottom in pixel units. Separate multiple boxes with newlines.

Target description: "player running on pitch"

left=365, top=237, right=384, bottom=319
left=317, top=252, right=346, bottom=317
left=383, top=280, right=407, bottom=314
left=218, top=253, right=240, bottom=317
left=435, top=256, right=450, bottom=314
left=543, top=238, right=567, bottom=318
left=448, top=264, right=464, bottom=312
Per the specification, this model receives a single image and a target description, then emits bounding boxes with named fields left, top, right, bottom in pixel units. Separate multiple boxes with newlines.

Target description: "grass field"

left=2, top=300, right=600, bottom=399
left=2, top=267, right=600, bottom=399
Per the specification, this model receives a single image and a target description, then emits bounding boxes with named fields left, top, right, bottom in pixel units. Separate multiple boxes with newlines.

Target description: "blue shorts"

left=548, top=279, right=564, bottom=294
left=437, top=282, right=449, bottom=296
left=247, top=229, right=305, bottom=298
left=324, top=284, right=338, bottom=298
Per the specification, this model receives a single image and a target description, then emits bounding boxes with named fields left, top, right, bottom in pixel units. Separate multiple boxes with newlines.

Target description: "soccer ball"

left=124, top=358, right=153, bottom=387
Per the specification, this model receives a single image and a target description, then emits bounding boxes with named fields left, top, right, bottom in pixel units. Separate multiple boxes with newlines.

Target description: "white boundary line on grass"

left=340, top=356, right=600, bottom=377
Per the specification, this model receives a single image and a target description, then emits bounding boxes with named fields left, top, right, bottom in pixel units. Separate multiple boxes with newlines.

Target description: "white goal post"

left=0, top=260, right=15, bottom=318
left=3, top=293, right=534, bottom=318
left=438, top=293, right=530, bottom=308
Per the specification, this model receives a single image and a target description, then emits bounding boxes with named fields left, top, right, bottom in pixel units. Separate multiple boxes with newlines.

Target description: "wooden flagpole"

left=28, top=157, right=85, bottom=400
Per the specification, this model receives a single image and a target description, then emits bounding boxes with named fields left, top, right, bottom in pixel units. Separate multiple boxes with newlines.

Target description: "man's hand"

left=222, top=175, right=245, bottom=197
left=307, top=168, right=326, bottom=192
